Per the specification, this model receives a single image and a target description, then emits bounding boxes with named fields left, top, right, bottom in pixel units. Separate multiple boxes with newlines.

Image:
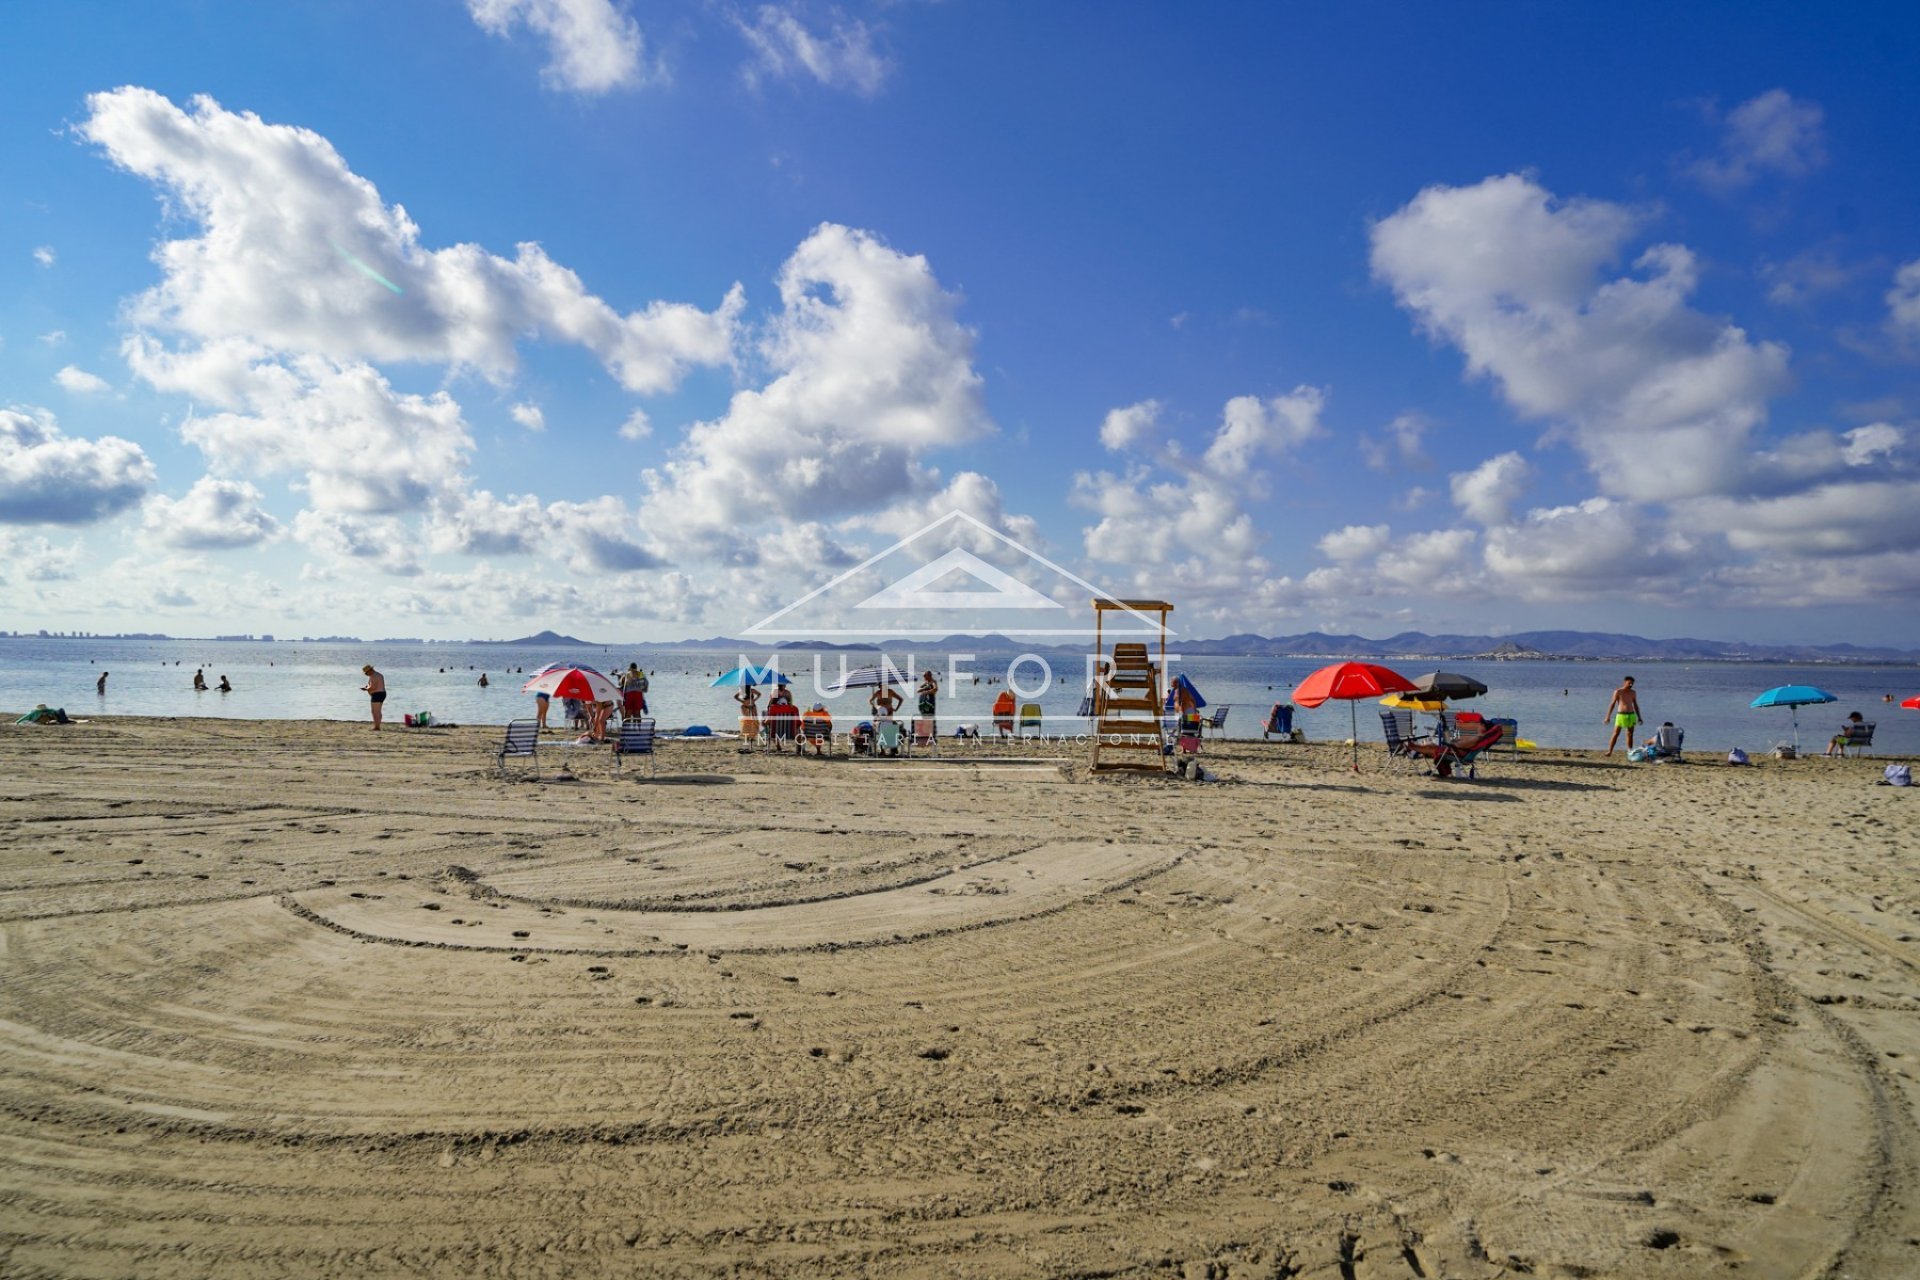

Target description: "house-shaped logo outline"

left=742, top=510, right=1177, bottom=639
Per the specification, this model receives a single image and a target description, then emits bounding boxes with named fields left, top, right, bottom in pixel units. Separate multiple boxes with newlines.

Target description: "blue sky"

left=4, top=1, right=1919, bottom=643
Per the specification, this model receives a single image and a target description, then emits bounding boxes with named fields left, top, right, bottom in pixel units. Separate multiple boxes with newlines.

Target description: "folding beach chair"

left=1406, top=722, right=1506, bottom=779
left=497, top=718, right=539, bottom=777
left=612, top=716, right=657, bottom=775
left=1379, top=710, right=1429, bottom=765
left=1202, top=705, right=1230, bottom=736
left=874, top=718, right=904, bottom=757
left=911, top=717, right=939, bottom=754
left=1019, top=703, right=1043, bottom=737
left=801, top=711, right=834, bottom=756
left=1263, top=703, right=1295, bottom=740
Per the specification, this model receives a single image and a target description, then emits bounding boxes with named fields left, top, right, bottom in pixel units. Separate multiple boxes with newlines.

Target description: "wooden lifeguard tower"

left=1089, top=599, right=1173, bottom=774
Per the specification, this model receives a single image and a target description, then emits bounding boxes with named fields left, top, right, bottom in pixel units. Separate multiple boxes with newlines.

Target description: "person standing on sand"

left=1603, top=675, right=1642, bottom=756
left=361, top=664, right=386, bottom=731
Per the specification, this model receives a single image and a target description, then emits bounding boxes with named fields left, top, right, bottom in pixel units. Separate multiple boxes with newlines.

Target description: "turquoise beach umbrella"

left=1750, top=684, right=1836, bottom=750
left=709, top=664, right=787, bottom=688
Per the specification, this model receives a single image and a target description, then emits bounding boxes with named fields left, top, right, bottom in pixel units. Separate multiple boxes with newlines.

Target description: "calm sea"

left=4, top=637, right=1916, bottom=756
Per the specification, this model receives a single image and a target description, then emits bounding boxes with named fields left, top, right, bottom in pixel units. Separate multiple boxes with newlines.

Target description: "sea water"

left=3, top=636, right=1915, bottom=756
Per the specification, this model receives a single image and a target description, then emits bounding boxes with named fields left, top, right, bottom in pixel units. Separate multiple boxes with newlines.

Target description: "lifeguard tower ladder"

left=1090, top=599, right=1173, bottom=774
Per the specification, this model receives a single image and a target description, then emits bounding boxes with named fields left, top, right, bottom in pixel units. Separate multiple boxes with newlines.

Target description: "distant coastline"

left=6, top=628, right=1917, bottom=665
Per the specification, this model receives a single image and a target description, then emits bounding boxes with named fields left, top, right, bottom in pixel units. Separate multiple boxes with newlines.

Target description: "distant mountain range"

left=483, top=629, right=1920, bottom=664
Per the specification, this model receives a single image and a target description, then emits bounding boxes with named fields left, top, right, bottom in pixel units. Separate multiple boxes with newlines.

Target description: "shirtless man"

left=1603, top=675, right=1641, bottom=756
left=361, top=664, right=387, bottom=731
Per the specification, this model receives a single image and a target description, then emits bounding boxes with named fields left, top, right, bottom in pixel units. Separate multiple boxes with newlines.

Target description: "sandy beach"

left=1, top=716, right=1916, bottom=1278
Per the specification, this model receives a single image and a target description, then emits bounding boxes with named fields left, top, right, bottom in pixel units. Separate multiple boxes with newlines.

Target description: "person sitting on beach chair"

left=851, top=720, right=875, bottom=755
left=764, top=688, right=800, bottom=751
left=992, top=689, right=1016, bottom=738
left=802, top=704, right=834, bottom=756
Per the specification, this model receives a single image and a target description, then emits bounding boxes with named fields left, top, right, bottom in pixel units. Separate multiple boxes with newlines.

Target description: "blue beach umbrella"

left=1162, top=673, right=1207, bottom=711
left=1750, top=684, right=1837, bottom=750
left=709, top=664, right=788, bottom=688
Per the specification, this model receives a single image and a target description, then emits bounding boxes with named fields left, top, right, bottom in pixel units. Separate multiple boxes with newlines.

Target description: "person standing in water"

left=97, top=671, right=108, bottom=695
left=361, top=664, right=387, bottom=731
left=1603, top=675, right=1642, bottom=756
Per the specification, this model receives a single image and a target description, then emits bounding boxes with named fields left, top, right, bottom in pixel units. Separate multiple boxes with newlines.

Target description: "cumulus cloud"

left=737, top=5, right=890, bottom=96
left=0, top=406, right=155, bottom=525
left=1099, top=400, right=1161, bottom=452
left=143, top=477, right=281, bottom=549
left=1450, top=451, right=1532, bottom=525
left=1075, top=386, right=1326, bottom=580
left=82, top=87, right=740, bottom=394
left=55, top=366, right=110, bottom=395
left=292, top=510, right=423, bottom=576
left=1686, top=90, right=1827, bottom=193
left=166, top=353, right=473, bottom=515
left=645, top=223, right=990, bottom=533
left=1482, top=498, right=1695, bottom=596
left=510, top=401, right=546, bottom=431
left=1317, top=523, right=1391, bottom=562
left=618, top=408, right=651, bottom=440
left=1371, top=173, right=1790, bottom=503
left=467, top=0, right=648, bottom=94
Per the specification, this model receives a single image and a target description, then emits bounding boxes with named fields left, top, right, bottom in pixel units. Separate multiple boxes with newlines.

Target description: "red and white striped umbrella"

left=520, top=664, right=618, bottom=702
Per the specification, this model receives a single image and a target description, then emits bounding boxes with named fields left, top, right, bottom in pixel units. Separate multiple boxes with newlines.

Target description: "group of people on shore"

left=733, top=669, right=941, bottom=753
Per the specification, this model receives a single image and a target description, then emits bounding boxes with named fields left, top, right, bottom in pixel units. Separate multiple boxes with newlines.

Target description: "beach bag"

left=1886, top=764, right=1912, bottom=788
left=1773, top=744, right=1796, bottom=760
left=1627, top=744, right=1655, bottom=762
left=1727, top=747, right=1750, bottom=766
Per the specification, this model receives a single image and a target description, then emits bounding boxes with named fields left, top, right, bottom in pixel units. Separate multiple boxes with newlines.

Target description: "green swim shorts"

left=1615, top=712, right=1639, bottom=728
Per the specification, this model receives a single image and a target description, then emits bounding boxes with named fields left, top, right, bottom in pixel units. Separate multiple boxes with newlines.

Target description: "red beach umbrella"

left=1903, top=695, right=1920, bottom=710
left=520, top=664, right=618, bottom=703
left=1293, top=661, right=1419, bottom=772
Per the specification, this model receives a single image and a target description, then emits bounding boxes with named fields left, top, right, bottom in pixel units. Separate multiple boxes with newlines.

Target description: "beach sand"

left=1, top=716, right=1916, bottom=1278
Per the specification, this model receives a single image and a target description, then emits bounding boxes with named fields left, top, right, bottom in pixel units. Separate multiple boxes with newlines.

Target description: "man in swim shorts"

left=1603, top=674, right=1641, bottom=756
left=361, top=664, right=386, bottom=731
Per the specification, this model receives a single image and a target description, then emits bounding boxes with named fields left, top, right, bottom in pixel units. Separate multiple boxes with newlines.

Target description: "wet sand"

left=1, top=716, right=1916, bottom=1278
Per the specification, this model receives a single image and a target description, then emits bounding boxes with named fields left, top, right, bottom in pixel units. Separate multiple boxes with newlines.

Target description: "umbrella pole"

left=1350, top=702, right=1359, bottom=772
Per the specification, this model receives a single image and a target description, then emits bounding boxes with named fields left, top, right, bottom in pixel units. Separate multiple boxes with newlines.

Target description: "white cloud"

left=1360, top=410, right=1430, bottom=471
left=618, top=407, right=651, bottom=440
left=1099, top=400, right=1161, bottom=452
left=33, top=246, right=55, bottom=268
left=737, top=5, right=890, bottom=96
left=1761, top=247, right=1858, bottom=307
left=143, top=477, right=281, bottom=549
left=1450, top=451, right=1532, bottom=525
left=39, top=331, right=66, bottom=346
left=1687, top=90, right=1827, bottom=193
left=510, top=401, right=546, bottom=431
left=0, top=530, right=82, bottom=583
left=467, top=0, right=647, bottom=94
left=292, top=510, right=423, bottom=576
left=1685, top=481, right=1920, bottom=558
left=173, top=354, right=473, bottom=515
left=1317, top=523, right=1391, bottom=562
left=82, top=88, right=740, bottom=394
left=1482, top=498, right=1694, bottom=596
left=1205, top=391, right=1324, bottom=473
left=1888, top=259, right=1920, bottom=345
left=0, top=406, right=155, bottom=526
left=1371, top=173, right=1790, bottom=503
left=645, top=223, right=990, bottom=532
left=55, top=366, right=111, bottom=395
left=1075, top=386, right=1326, bottom=579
